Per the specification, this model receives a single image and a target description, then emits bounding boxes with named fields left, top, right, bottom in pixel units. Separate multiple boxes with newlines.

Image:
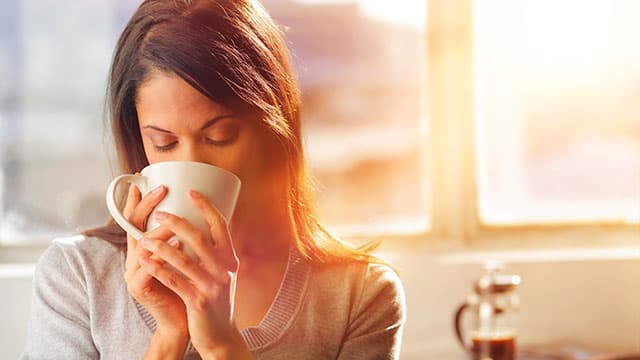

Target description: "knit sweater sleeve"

left=21, top=240, right=98, bottom=359
left=337, top=263, right=407, bottom=360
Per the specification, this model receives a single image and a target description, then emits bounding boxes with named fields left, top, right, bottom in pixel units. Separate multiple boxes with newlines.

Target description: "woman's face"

left=135, top=71, right=284, bottom=226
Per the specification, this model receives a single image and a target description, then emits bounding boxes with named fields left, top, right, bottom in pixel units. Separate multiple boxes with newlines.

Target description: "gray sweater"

left=21, top=235, right=406, bottom=359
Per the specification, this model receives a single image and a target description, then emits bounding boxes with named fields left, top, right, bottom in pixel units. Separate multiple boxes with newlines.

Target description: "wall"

left=395, top=250, right=640, bottom=359
left=1, top=267, right=33, bottom=360
left=1, top=250, right=639, bottom=359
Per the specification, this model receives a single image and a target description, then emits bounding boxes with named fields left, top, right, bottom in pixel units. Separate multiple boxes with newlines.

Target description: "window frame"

left=354, top=0, right=639, bottom=253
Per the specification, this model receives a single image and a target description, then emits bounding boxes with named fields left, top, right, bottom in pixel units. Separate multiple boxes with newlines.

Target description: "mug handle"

left=454, top=302, right=471, bottom=351
left=105, top=174, right=147, bottom=241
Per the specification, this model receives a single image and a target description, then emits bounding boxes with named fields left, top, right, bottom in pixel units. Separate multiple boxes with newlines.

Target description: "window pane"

left=474, top=0, right=640, bottom=224
left=265, top=0, right=430, bottom=234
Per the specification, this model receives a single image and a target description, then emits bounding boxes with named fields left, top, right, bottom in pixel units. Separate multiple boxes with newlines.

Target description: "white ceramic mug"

left=106, top=161, right=241, bottom=260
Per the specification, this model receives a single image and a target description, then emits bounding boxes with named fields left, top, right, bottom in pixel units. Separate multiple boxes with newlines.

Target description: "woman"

left=22, top=0, right=405, bottom=359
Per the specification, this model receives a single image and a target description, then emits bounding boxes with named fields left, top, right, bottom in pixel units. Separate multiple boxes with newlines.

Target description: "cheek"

left=222, top=126, right=267, bottom=177
left=227, top=145, right=263, bottom=191
left=231, top=139, right=281, bottom=199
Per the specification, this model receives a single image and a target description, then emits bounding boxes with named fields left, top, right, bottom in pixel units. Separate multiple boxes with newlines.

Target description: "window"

left=0, top=0, right=429, bottom=245
left=0, top=0, right=140, bottom=244
left=425, top=0, right=638, bottom=248
left=265, top=0, right=429, bottom=234
left=474, top=0, right=640, bottom=225
left=1, top=0, right=636, bottom=250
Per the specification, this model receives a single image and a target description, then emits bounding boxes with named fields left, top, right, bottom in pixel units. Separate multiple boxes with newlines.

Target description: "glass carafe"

left=454, top=261, right=521, bottom=360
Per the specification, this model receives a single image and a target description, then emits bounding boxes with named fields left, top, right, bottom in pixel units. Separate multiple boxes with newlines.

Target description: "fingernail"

left=139, top=257, right=150, bottom=266
left=154, top=211, right=168, bottom=221
left=140, top=238, right=152, bottom=248
left=188, top=189, right=202, bottom=199
left=167, top=238, right=180, bottom=248
left=151, top=185, right=164, bottom=195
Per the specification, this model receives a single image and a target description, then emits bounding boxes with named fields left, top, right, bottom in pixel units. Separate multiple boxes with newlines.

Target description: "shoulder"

left=357, top=262, right=406, bottom=320
left=313, top=260, right=404, bottom=295
left=361, top=262, right=404, bottom=296
left=304, top=259, right=406, bottom=355
left=25, top=235, right=124, bottom=358
left=40, top=234, right=122, bottom=266
left=311, top=260, right=406, bottom=319
left=35, top=234, right=123, bottom=284
left=54, top=233, right=121, bottom=254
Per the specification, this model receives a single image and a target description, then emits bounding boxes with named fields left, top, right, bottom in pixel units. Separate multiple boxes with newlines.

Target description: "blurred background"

left=1, top=0, right=639, bottom=243
left=0, top=0, right=429, bottom=243
left=0, top=0, right=638, bottom=359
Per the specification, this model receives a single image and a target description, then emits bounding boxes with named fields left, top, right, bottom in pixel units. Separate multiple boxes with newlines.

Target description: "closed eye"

left=153, top=141, right=178, bottom=152
left=203, top=123, right=240, bottom=146
left=203, top=133, right=238, bottom=147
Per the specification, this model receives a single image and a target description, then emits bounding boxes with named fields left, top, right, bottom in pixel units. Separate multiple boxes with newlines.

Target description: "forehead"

left=135, top=72, right=230, bottom=129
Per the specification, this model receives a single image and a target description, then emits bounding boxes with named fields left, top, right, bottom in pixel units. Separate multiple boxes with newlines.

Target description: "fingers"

left=138, top=256, right=196, bottom=303
left=125, top=257, right=154, bottom=294
left=123, top=183, right=142, bottom=269
left=123, top=177, right=170, bottom=275
left=125, top=241, right=161, bottom=281
left=153, top=211, right=217, bottom=266
left=144, top=224, right=177, bottom=242
left=187, top=190, right=238, bottom=272
left=138, top=243, right=235, bottom=310
left=124, top=180, right=166, bottom=267
left=123, top=181, right=141, bottom=220
left=125, top=240, right=180, bottom=295
left=129, top=185, right=167, bottom=231
left=140, top=237, right=229, bottom=287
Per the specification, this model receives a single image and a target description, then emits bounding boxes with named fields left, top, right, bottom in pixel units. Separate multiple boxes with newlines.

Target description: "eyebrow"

left=142, top=114, right=235, bottom=134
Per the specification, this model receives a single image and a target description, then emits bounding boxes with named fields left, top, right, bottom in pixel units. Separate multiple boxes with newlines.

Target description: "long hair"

left=84, top=0, right=381, bottom=264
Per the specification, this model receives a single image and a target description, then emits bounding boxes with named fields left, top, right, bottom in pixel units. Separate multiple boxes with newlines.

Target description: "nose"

left=175, top=140, right=210, bottom=164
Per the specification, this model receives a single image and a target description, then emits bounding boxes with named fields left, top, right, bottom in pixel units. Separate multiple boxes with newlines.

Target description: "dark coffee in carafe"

left=470, top=334, right=515, bottom=360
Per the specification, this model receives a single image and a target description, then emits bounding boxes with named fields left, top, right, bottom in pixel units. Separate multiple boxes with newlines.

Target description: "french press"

left=454, top=261, right=521, bottom=360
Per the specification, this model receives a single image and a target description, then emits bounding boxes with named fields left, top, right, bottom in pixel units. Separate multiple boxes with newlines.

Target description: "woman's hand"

left=138, top=189, right=252, bottom=359
left=122, top=180, right=189, bottom=356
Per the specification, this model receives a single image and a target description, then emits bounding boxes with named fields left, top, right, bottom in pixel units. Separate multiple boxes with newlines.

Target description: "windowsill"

left=364, top=225, right=640, bottom=262
left=432, top=246, right=639, bottom=264
left=0, top=243, right=49, bottom=265
left=0, top=263, right=35, bottom=279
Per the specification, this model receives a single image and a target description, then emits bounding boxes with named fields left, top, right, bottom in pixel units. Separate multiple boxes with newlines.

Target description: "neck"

left=229, top=208, right=293, bottom=261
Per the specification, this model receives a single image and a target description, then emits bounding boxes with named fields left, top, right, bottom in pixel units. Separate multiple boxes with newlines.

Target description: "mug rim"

left=140, top=161, right=241, bottom=185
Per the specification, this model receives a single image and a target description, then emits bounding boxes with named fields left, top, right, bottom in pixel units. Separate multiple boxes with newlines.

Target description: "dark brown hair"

left=84, top=0, right=380, bottom=264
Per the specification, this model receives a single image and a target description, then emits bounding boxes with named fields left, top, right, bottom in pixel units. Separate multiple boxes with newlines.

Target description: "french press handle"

left=454, top=302, right=472, bottom=351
